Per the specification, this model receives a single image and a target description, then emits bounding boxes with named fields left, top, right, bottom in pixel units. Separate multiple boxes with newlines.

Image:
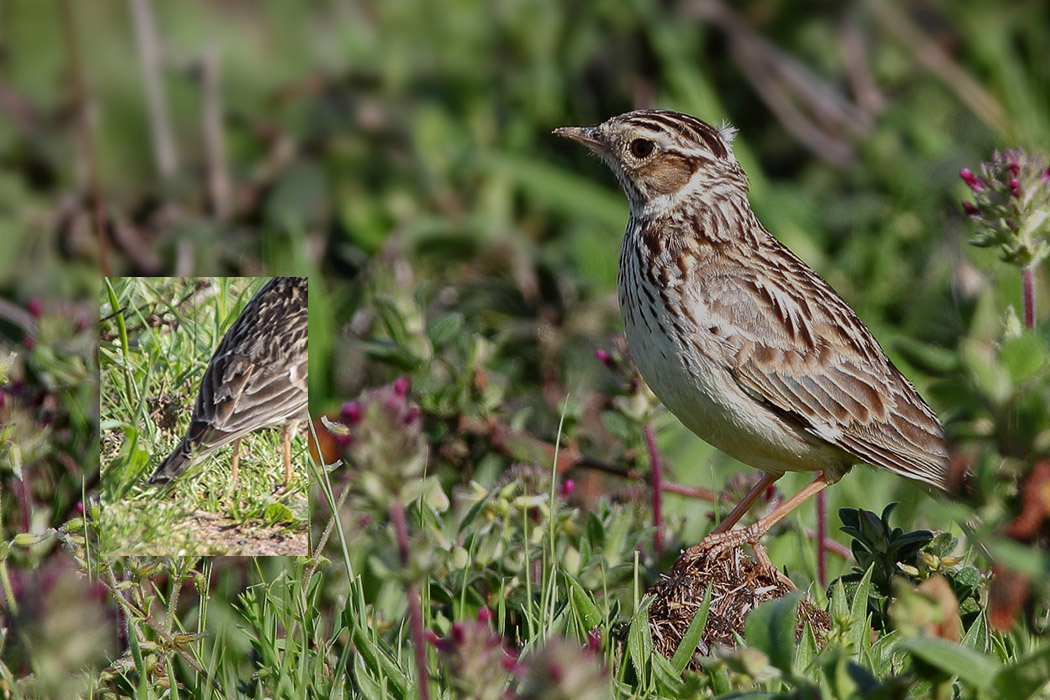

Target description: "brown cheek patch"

left=636, top=154, right=696, bottom=194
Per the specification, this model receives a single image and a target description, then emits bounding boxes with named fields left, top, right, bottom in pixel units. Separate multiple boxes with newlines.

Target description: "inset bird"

left=149, top=276, right=309, bottom=487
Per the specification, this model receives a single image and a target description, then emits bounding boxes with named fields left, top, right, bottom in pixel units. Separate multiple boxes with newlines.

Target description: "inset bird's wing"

left=704, top=249, right=948, bottom=490
left=183, top=277, right=309, bottom=453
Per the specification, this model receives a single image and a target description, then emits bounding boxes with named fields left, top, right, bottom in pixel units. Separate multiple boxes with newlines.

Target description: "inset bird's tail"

left=148, top=440, right=196, bottom=484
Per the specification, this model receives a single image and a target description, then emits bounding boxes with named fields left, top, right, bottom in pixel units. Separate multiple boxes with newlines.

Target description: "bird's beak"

left=553, top=125, right=608, bottom=154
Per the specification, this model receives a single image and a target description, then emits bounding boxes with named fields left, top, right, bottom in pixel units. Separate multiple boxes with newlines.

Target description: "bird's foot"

left=273, top=460, right=294, bottom=495
left=678, top=527, right=795, bottom=591
left=682, top=521, right=767, bottom=563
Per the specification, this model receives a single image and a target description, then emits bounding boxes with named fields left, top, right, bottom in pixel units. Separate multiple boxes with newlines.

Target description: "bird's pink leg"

left=710, top=472, right=780, bottom=535
left=230, top=438, right=242, bottom=488
left=687, top=473, right=830, bottom=559
left=282, top=425, right=293, bottom=486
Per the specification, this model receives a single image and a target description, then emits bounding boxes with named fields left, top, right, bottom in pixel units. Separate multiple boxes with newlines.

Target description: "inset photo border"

left=99, top=277, right=310, bottom=556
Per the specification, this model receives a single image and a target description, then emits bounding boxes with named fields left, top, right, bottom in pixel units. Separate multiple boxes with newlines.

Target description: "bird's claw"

left=683, top=522, right=766, bottom=563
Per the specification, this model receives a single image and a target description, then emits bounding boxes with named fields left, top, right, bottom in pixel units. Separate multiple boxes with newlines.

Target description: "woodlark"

left=555, top=110, right=949, bottom=555
left=149, top=277, right=309, bottom=487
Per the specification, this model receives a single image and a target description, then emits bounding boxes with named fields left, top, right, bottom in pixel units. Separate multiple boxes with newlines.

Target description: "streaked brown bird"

left=555, top=110, right=948, bottom=556
left=149, top=277, right=309, bottom=487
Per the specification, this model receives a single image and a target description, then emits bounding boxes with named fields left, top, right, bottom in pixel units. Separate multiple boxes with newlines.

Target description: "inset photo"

left=99, top=277, right=310, bottom=556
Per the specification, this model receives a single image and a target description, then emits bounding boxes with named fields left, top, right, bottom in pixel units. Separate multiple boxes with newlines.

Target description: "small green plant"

left=833, top=503, right=982, bottom=631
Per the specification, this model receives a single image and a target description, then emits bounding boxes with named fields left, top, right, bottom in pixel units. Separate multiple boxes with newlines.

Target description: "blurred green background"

left=1, top=0, right=1043, bottom=420
left=1, top=0, right=1048, bottom=696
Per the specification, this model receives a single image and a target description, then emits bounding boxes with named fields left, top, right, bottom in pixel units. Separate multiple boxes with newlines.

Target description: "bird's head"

left=554, top=109, right=745, bottom=218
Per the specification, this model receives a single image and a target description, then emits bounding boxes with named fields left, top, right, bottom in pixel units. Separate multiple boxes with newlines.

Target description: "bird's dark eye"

left=629, top=138, right=654, bottom=158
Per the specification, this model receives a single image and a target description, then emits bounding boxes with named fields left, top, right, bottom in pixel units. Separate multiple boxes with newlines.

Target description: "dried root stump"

left=648, top=543, right=829, bottom=669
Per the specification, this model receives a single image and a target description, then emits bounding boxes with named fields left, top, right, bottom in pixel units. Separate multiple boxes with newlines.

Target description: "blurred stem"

left=306, top=418, right=353, bottom=580
left=546, top=401, right=568, bottom=628
left=572, top=455, right=849, bottom=558
left=16, top=471, right=30, bottom=532
left=58, top=0, right=111, bottom=276
left=0, top=557, right=17, bottom=614
left=1022, top=264, right=1035, bottom=329
left=576, top=456, right=716, bottom=501
left=816, top=490, right=827, bottom=586
left=104, top=279, right=135, bottom=404
left=643, top=423, right=664, bottom=555
left=101, top=565, right=218, bottom=688
left=197, top=558, right=212, bottom=685
left=196, top=48, right=232, bottom=220
left=81, top=478, right=93, bottom=584
left=802, top=525, right=853, bottom=560
left=166, top=561, right=181, bottom=635
left=867, top=0, right=1008, bottom=136
left=390, top=498, right=431, bottom=700
left=128, top=0, right=179, bottom=181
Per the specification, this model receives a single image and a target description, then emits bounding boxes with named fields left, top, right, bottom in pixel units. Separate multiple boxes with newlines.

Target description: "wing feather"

left=705, top=251, right=949, bottom=490
left=149, top=277, right=309, bottom=482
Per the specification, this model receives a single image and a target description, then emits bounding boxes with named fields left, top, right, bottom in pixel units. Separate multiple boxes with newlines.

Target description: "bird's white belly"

left=621, top=291, right=837, bottom=475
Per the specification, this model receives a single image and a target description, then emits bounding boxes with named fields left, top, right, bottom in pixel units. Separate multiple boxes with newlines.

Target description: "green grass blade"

left=745, top=591, right=802, bottom=676
left=670, top=582, right=712, bottom=674
left=849, top=564, right=875, bottom=656
left=993, top=643, right=1050, bottom=700
left=899, top=637, right=999, bottom=691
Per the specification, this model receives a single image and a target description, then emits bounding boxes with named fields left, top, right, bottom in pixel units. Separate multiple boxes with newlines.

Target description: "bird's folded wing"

left=186, top=350, right=305, bottom=449
left=705, top=265, right=949, bottom=489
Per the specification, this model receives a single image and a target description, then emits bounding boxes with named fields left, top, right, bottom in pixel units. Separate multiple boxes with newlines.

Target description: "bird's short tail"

left=148, top=440, right=195, bottom=484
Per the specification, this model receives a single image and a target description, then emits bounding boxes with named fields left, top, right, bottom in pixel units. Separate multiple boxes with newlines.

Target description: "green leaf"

left=899, top=637, right=1000, bottom=690
left=845, top=661, right=879, bottom=693
left=347, top=611, right=409, bottom=699
left=879, top=502, right=900, bottom=530
left=849, top=564, right=875, bottom=655
left=960, top=337, right=1012, bottom=405
left=744, top=591, right=802, bottom=675
left=566, top=574, right=603, bottom=631
left=353, top=654, right=389, bottom=700
left=426, top=312, right=464, bottom=348
left=961, top=611, right=988, bottom=652
left=670, top=583, right=712, bottom=673
left=830, top=579, right=849, bottom=619
left=627, top=596, right=655, bottom=683
left=262, top=502, right=295, bottom=525
left=838, top=506, right=861, bottom=534
left=599, top=410, right=633, bottom=442
left=795, top=622, right=819, bottom=677
left=924, top=532, right=958, bottom=558
left=993, top=642, right=1050, bottom=700
left=869, top=629, right=900, bottom=676
left=707, top=664, right=733, bottom=695
left=457, top=487, right=493, bottom=534
left=126, top=617, right=148, bottom=698
left=999, top=333, right=1047, bottom=382
left=951, top=565, right=981, bottom=601
left=652, top=651, right=687, bottom=696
